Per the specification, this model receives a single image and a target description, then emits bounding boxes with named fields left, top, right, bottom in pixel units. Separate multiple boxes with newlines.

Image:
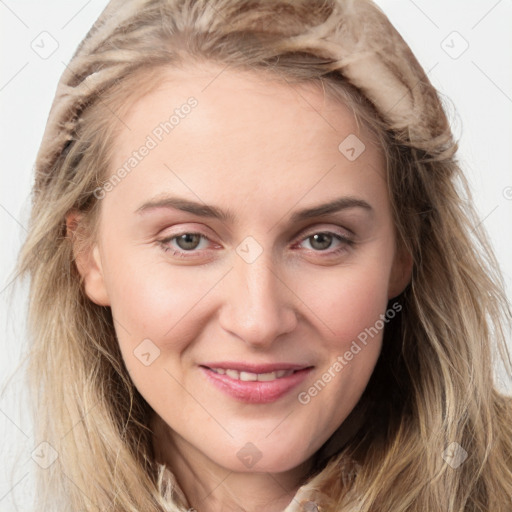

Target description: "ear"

left=66, top=211, right=110, bottom=306
left=387, top=243, right=413, bottom=300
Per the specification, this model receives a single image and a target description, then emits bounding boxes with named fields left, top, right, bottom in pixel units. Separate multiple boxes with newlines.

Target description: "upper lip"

left=200, top=362, right=312, bottom=373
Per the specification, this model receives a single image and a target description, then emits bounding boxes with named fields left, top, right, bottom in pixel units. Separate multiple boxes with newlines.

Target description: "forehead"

left=113, top=62, right=380, bottom=153
left=103, top=64, right=387, bottom=218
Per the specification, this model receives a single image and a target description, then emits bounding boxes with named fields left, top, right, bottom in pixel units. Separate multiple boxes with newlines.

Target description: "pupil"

left=177, top=233, right=200, bottom=250
left=310, top=233, right=332, bottom=250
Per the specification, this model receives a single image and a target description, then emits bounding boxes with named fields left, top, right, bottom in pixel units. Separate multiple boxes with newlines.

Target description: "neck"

left=151, top=414, right=314, bottom=512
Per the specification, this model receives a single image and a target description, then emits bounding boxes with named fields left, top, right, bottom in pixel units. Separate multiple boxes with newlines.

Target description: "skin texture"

left=73, top=64, right=411, bottom=512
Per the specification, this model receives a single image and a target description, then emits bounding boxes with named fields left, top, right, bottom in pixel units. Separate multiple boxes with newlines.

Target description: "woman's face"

left=77, top=64, right=410, bottom=474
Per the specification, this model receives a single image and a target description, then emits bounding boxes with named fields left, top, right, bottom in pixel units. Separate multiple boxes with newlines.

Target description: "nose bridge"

left=219, top=245, right=297, bottom=347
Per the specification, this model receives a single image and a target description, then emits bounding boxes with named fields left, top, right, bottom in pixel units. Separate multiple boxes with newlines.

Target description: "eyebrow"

left=135, top=195, right=373, bottom=224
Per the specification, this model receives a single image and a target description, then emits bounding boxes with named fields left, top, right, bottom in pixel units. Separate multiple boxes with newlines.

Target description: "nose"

left=218, top=251, right=298, bottom=349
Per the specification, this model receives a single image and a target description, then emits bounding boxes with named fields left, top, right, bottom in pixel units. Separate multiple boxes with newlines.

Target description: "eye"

left=297, top=231, right=354, bottom=254
left=303, top=232, right=336, bottom=251
left=173, top=233, right=204, bottom=251
left=158, top=232, right=213, bottom=257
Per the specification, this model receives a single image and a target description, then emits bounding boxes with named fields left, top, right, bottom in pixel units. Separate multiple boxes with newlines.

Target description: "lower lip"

left=200, top=366, right=312, bottom=404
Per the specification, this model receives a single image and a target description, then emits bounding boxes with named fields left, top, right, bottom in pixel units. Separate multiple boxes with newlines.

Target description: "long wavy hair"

left=18, top=0, right=512, bottom=510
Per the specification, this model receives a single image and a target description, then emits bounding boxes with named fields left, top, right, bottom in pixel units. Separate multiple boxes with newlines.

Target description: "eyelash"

left=157, top=229, right=354, bottom=259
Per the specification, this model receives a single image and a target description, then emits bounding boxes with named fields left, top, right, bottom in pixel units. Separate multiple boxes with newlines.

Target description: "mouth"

left=207, top=367, right=299, bottom=381
left=199, top=363, right=313, bottom=403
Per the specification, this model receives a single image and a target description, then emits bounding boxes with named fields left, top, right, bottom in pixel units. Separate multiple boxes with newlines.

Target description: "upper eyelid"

left=297, top=225, right=353, bottom=239
left=157, top=217, right=355, bottom=236
left=161, top=232, right=212, bottom=247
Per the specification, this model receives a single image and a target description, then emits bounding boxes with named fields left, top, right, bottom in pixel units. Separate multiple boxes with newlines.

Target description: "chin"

left=210, top=441, right=313, bottom=474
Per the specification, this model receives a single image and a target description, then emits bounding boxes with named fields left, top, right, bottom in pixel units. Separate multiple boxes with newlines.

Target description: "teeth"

left=257, top=372, right=278, bottom=381
left=210, top=368, right=295, bottom=381
left=240, top=371, right=258, bottom=381
left=225, top=369, right=239, bottom=379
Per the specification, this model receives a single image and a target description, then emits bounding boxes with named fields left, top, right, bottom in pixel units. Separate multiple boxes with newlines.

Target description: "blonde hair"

left=18, top=0, right=512, bottom=510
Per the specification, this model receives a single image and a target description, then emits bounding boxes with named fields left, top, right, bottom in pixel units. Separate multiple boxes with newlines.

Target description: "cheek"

left=292, top=263, right=392, bottom=437
left=103, top=258, right=220, bottom=405
left=296, top=260, right=392, bottom=347
left=101, top=247, right=223, bottom=354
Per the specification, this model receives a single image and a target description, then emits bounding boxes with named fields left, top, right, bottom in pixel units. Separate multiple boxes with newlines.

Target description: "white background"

left=1, top=1, right=511, bottom=510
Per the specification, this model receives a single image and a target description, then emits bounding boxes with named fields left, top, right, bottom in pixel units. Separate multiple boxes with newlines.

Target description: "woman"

left=18, top=0, right=512, bottom=510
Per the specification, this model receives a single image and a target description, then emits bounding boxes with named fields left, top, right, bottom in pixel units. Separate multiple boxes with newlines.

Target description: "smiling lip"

left=200, top=362, right=313, bottom=403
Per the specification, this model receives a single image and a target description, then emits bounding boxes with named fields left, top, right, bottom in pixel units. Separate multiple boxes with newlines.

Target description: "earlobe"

left=388, top=245, right=413, bottom=300
left=66, top=212, right=110, bottom=307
